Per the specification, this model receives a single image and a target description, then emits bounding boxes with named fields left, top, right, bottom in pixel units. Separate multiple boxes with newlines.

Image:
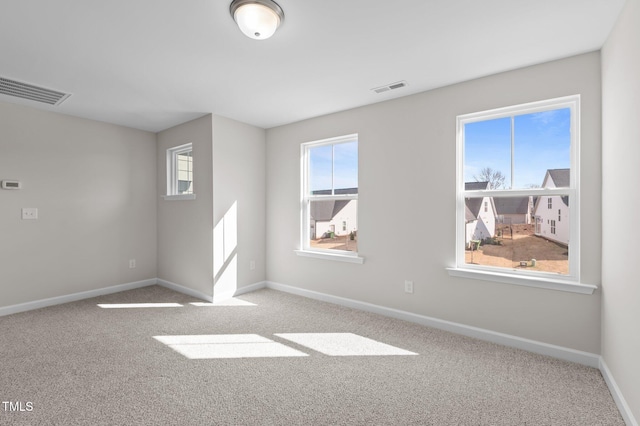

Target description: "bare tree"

left=474, top=167, right=506, bottom=189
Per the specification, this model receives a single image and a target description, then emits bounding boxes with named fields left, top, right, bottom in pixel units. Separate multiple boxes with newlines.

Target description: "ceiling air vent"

left=0, top=77, right=70, bottom=106
left=372, top=80, right=408, bottom=94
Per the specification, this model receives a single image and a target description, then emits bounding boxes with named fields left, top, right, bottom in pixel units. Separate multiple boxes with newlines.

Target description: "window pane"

left=309, top=145, right=333, bottom=195
left=177, top=150, right=193, bottom=194
left=464, top=117, right=511, bottom=189
left=464, top=195, right=569, bottom=275
left=333, top=141, right=358, bottom=194
left=308, top=199, right=358, bottom=252
left=513, top=108, right=571, bottom=189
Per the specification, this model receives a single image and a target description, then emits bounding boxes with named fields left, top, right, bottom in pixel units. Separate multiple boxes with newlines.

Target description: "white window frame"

left=163, top=142, right=196, bottom=200
left=448, top=95, right=595, bottom=294
left=295, top=134, right=363, bottom=264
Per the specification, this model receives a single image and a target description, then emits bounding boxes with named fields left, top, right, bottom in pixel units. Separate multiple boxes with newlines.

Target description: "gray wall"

left=157, top=115, right=214, bottom=298
left=266, top=52, right=602, bottom=354
left=602, top=0, right=640, bottom=420
left=212, top=115, right=266, bottom=299
left=0, top=101, right=157, bottom=308
left=156, top=114, right=266, bottom=300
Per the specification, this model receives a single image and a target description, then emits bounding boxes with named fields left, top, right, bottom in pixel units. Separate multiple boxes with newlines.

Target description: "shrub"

left=481, top=237, right=502, bottom=246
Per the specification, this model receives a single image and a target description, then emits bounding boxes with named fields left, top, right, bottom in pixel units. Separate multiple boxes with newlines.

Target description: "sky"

left=464, top=107, right=571, bottom=189
left=309, top=141, right=358, bottom=192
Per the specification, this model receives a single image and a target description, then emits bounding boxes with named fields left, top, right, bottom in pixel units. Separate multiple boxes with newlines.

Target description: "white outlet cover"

left=404, top=280, right=414, bottom=294
left=21, top=208, right=38, bottom=220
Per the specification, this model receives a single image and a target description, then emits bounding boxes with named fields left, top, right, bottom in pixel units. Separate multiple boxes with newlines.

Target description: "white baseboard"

left=157, top=279, right=213, bottom=303
left=264, top=281, right=601, bottom=368
left=0, top=279, right=156, bottom=317
left=234, top=281, right=268, bottom=296
left=600, top=358, right=638, bottom=426
left=0, top=278, right=261, bottom=316
left=213, top=281, right=268, bottom=302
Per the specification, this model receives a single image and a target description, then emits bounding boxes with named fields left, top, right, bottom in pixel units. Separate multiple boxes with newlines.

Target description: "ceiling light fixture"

left=230, top=0, right=284, bottom=40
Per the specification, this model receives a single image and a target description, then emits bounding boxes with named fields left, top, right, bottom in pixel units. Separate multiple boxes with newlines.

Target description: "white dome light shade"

left=231, top=0, right=284, bottom=40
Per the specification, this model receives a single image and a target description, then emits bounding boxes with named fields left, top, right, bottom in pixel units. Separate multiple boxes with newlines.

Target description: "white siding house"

left=464, top=182, right=496, bottom=246
left=310, top=199, right=358, bottom=239
left=533, top=169, right=570, bottom=246
left=494, top=197, right=533, bottom=225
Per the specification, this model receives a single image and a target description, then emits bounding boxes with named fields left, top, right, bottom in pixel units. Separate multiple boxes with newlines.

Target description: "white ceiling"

left=0, top=0, right=626, bottom=132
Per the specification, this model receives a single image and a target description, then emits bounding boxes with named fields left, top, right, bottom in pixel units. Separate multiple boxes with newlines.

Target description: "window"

left=451, top=95, right=583, bottom=290
left=165, top=143, right=195, bottom=200
left=297, top=134, right=362, bottom=263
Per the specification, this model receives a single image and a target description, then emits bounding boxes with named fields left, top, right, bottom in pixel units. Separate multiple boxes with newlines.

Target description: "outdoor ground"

left=466, top=224, right=569, bottom=274
left=310, top=235, right=358, bottom=252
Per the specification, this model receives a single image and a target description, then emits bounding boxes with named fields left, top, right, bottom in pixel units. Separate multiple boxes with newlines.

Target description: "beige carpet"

left=0, top=285, right=624, bottom=425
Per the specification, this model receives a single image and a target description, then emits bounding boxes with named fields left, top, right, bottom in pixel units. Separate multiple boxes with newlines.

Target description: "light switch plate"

left=21, top=208, right=38, bottom=220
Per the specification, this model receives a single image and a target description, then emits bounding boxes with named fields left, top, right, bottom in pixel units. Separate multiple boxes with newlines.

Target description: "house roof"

left=310, top=200, right=351, bottom=222
left=494, top=197, right=530, bottom=215
left=465, top=181, right=490, bottom=191
left=311, top=188, right=358, bottom=196
left=547, top=169, right=570, bottom=188
left=465, top=205, right=477, bottom=222
left=465, top=198, right=483, bottom=219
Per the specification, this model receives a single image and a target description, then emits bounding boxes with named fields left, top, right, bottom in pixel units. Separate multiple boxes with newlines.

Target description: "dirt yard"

left=310, top=235, right=358, bottom=252
left=466, top=224, right=569, bottom=274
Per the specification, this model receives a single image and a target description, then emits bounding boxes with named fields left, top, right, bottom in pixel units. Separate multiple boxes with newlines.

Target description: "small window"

left=551, top=220, right=556, bottom=234
left=558, top=209, right=561, bottom=222
left=300, top=134, right=359, bottom=259
left=548, top=198, right=552, bottom=209
left=166, top=143, right=194, bottom=199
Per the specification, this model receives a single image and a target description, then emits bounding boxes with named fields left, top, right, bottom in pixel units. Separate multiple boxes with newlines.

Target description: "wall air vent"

left=0, top=77, right=70, bottom=106
left=372, top=80, right=408, bottom=94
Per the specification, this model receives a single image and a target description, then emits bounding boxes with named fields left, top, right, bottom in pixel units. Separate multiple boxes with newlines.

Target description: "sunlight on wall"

left=153, top=334, right=309, bottom=359
left=213, top=202, right=238, bottom=300
left=214, top=254, right=238, bottom=301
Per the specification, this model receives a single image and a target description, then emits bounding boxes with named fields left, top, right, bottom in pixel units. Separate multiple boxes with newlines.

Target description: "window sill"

left=446, top=267, right=596, bottom=295
left=162, top=194, right=196, bottom=201
left=295, top=250, right=364, bottom=264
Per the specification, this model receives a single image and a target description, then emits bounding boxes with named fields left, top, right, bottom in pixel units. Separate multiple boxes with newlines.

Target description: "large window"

left=453, top=96, right=581, bottom=288
left=298, top=134, right=361, bottom=262
left=165, top=143, right=195, bottom=199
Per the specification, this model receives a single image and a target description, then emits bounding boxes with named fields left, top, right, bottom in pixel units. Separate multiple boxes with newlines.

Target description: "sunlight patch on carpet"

left=153, top=334, right=309, bottom=359
left=274, top=333, right=418, bottom=356
left=97, top=303, right=183, bottom=309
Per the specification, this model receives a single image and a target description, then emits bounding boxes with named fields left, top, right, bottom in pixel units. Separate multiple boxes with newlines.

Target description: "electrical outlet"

left=129, top=259, right=136, bottom=269
left=21, top=208, right=38, bottom=220
left=250, top=260, right=256, bottom=270
left=404, top=280, right=414, bottom=294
